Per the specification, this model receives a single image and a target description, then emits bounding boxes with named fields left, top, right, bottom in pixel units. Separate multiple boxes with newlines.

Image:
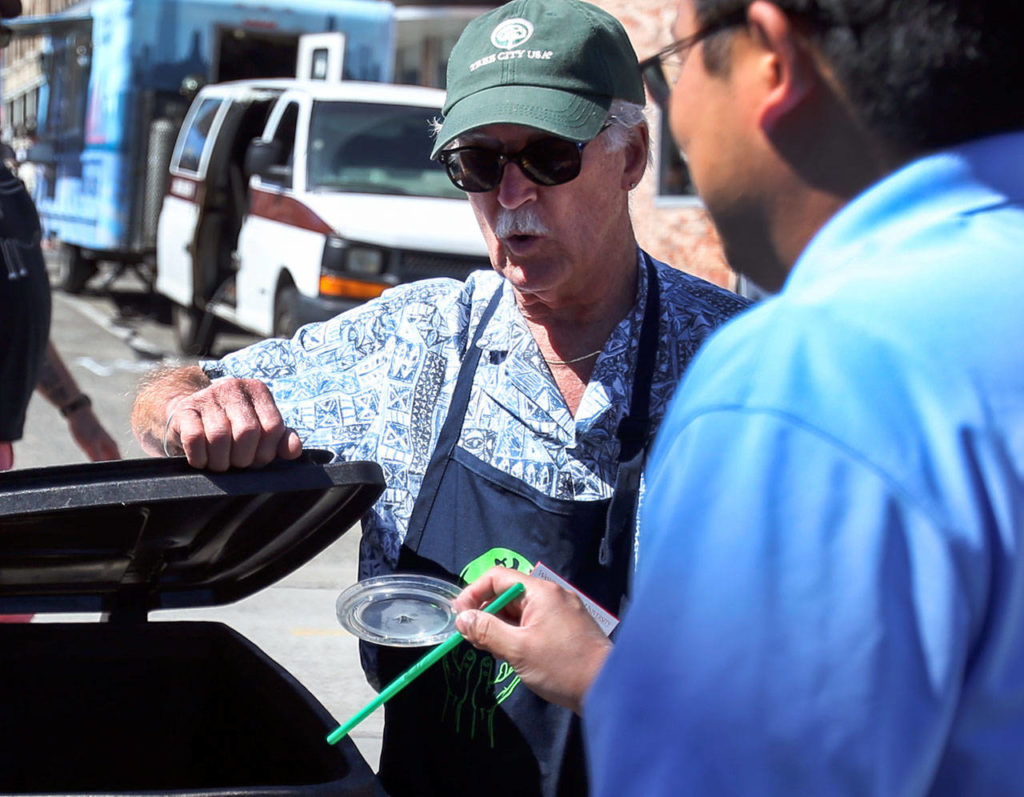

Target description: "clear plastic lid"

left=336, top=573, right=463, bottom=647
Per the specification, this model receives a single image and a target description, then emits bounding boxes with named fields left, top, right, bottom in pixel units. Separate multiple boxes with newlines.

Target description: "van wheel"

left=273, top=285, right=300, bottom=338
left=173, top=303, right=217, bottom=356
left=56, top=243, right=97, bottom=294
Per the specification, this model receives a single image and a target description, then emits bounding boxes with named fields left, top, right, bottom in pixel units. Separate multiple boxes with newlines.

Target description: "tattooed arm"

left=36, top=341, right=121, bottom=462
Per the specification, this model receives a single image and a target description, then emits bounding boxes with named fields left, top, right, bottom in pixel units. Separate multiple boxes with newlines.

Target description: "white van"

left=156, top=79, right=490, bottom=354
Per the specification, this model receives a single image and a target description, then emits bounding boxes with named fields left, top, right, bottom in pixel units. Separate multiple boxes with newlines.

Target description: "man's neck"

left=752, top=124, right=897, bottom=290
left=516, top=241, right=639, bottom=348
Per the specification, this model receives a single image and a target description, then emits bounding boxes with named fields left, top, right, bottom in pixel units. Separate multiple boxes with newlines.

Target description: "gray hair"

left=601, top=99, right=648, bottom=153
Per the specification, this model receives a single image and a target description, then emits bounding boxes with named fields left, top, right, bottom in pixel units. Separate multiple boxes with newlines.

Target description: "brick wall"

left=592, top=0, right=736, bottom=291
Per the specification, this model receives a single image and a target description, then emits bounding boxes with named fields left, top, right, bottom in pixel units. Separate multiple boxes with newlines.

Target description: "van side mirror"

left=244, top=139, right=291, bottom=185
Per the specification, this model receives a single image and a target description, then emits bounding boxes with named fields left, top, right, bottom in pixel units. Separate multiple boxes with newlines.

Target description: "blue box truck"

left=11, top=0, right=394, bottom=292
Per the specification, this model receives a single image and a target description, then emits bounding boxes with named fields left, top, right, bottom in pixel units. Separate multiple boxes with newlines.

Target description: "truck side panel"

left=30, top=0, right=394, bottom=265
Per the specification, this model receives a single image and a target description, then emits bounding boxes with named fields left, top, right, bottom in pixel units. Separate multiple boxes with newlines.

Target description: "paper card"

left=530, top=562, right=619, bottom=636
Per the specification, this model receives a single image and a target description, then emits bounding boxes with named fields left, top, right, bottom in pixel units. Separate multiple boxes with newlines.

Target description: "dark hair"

left=694, top=0, right=1024, bottom=153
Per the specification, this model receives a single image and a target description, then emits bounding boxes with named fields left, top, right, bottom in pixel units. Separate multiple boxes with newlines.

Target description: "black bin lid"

left=0, top=451, right=384, bottom=618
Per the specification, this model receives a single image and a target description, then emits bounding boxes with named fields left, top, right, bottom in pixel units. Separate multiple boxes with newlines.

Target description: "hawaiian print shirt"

left=204, top=251, right=749, bottom=571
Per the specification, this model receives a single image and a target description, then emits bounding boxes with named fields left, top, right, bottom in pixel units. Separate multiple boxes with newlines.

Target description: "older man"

left=131, top=0, right=746, bottom=793
left=454, top=0, right=1024, bottom=794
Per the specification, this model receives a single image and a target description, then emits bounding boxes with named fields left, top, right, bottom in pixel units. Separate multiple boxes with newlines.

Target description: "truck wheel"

left=273, top=285, right=300, bottom=338
left=55, top=243, right=97, bottom=294
left=173, top=303, right=217, bottom=356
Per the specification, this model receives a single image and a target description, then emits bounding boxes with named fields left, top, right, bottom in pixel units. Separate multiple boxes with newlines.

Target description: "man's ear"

left=746, top=0, right=816, bottom=132
left=619, top=122, right=650, bottom=191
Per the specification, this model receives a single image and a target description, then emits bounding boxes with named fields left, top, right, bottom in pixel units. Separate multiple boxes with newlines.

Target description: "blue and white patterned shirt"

left=205, top=251, right=749, bottom=570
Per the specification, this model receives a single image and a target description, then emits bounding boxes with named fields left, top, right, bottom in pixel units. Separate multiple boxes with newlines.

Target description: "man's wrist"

left=59, top=393, right=92, bottom=418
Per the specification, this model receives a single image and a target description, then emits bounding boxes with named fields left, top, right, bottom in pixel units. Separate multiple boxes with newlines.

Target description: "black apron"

left=362, top=255, right=661, bottom=797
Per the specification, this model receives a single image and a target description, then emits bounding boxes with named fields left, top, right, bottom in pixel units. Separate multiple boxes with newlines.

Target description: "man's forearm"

left=131, top=364, right=211, bottom=456
left=35, top=341, right=83, bottom=411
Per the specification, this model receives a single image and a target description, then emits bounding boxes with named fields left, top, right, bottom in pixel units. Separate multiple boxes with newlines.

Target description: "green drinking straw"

left=326, top=580, right=526, bottom=745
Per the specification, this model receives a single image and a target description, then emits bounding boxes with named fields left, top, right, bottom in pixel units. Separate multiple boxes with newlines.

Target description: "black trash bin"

left=0, top=451, right=387, bottom=796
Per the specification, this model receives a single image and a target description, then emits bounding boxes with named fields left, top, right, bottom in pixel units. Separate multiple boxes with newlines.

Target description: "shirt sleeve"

left=586, top=406, right=975, bottom=796
left=202, top=277, right=471, bottom=386
left=199, top=278, right=477, bottom=468
left=201, top=294, right=381, bottom=384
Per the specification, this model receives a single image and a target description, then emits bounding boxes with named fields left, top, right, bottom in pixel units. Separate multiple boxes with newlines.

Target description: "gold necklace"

left=543, top=348, right=603, bottom=366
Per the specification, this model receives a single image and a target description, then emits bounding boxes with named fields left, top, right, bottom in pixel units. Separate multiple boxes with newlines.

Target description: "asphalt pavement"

left=14, top=265, right=385, bottom=771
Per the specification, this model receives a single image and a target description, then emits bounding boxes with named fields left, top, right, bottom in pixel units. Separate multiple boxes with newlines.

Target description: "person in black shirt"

left=0, top=0, right=119, bottom=469
left=0, top=159, right=51, bottom=469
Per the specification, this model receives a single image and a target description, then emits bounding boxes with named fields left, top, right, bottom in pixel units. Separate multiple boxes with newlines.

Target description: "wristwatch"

left=59, top=393, right=92, bottom=418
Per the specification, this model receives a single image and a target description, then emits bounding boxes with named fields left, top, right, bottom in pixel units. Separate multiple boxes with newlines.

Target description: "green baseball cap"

left=431, top=0, right=644, bottom=158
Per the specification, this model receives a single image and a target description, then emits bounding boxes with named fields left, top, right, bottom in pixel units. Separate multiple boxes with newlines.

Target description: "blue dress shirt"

left=586, top=133, right=1024, bottom=795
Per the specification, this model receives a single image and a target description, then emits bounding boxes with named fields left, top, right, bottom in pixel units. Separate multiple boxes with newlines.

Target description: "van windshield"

left=307, top=101, right=464, bottom=200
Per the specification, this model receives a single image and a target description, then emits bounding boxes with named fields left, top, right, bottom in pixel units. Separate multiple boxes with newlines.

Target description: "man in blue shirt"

left=453, top=0, right=1024, bottom=793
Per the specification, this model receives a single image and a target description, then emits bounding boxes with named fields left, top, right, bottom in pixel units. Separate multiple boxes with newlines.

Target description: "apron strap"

left=403, top=284, right=505, bottom=549
left=599, top=253, right=661, bottom=593
left=406, top=253, right=660, bottom=575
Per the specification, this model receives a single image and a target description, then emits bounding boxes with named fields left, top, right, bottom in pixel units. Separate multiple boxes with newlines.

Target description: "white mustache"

left=494, top=206, right=549, bottom=238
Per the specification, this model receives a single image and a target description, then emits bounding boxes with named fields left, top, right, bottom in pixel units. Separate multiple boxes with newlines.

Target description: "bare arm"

left=131, top=364, right=211, bottom=456
left=36, top=341, right=121, bottom=462
left=131, top=363, right=302, bottom=471
left=452, top=567, right=613, bottom=715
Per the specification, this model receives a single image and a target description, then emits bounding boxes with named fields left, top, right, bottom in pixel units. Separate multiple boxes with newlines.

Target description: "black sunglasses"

left=639, top=7, right=749, bottom=108
left=437, top=127, right=608, bottom=193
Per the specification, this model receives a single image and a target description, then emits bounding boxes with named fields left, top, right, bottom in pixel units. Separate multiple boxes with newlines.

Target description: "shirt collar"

left=473, top=248, right=650, bottom=438
left=787, top=131, right=1024, bottom=293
